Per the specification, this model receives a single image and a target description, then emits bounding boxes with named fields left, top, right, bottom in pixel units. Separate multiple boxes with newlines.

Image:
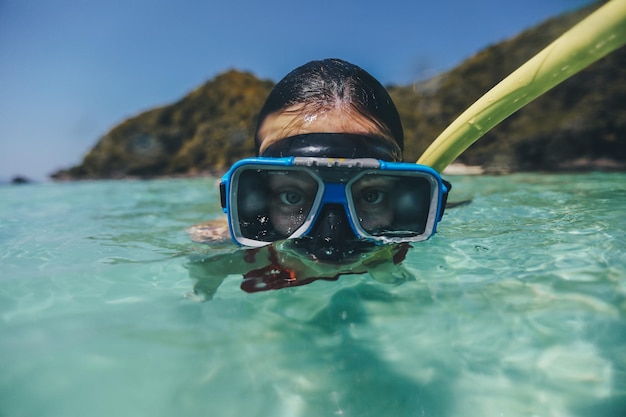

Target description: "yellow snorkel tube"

left=418, top=0, right=626, bottom=172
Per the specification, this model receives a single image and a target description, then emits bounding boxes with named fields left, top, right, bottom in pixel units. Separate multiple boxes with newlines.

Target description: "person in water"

left=188, top=58, right=451, bottom=299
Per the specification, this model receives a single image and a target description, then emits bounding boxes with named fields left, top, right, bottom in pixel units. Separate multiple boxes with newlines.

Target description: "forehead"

left=257, top=105, right=390, bottom=151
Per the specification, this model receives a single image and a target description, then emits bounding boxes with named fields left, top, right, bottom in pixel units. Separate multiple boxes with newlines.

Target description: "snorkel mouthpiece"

left=291, top=236, right=377, bottom=263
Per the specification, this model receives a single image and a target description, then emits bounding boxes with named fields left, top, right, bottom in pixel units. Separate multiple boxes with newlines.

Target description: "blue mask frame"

left=220, top=157, right=451, bottom=247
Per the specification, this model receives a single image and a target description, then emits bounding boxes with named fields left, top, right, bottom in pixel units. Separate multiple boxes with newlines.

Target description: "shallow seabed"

left=1, top=173, right=625, bottom=417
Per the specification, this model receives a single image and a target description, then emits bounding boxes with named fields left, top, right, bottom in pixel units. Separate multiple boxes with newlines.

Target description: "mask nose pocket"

left=295, top=204, right=364, bottom=261
left=310, top=204, right=355, bottom=241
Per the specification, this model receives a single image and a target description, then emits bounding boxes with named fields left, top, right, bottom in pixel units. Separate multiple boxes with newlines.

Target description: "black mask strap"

left=260, top=133, right=403, bottom=162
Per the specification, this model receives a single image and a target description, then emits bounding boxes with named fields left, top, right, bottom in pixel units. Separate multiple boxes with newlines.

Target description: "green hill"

left=391, top=0, right=625, bottom=172
left=52, top=1, right=625, bottom=179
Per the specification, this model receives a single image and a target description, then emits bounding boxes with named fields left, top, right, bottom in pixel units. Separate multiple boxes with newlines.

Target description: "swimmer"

left=188, top=58, right=451, bottom=299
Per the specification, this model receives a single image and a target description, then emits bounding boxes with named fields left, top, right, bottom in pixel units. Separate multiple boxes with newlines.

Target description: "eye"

left=360, top=189, right=385, bottom=205
left=279, top=191, right=304, bottom=205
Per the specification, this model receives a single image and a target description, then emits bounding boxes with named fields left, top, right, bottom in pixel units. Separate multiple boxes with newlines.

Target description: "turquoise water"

left=1, top=173, right=625, bottom=417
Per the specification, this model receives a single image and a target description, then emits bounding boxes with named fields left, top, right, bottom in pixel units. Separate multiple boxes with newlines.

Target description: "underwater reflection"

left=187, top=239, right=413, bottom=300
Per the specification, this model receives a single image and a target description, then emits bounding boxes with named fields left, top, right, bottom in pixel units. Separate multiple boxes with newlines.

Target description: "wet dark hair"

left=254, top=58, right=404, bottom=155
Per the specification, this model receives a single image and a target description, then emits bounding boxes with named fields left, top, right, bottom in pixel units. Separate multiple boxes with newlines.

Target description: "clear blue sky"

left=0, top=0, right=593, bottom=181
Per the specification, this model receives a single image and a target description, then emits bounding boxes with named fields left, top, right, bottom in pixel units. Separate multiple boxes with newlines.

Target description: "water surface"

left=1, top=173, right=625, bottom=417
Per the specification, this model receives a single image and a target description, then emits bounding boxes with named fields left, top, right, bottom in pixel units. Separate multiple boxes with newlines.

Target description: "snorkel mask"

left=220, top=133, right=451, bottom=261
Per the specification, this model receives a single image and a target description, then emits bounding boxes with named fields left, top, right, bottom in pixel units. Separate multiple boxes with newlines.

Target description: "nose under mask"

left=291, top=204, right=375, bottom=262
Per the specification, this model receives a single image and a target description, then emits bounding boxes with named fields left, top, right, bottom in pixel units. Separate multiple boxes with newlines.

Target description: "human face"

left=264, top=166, right=399, bottom=235
left=251, top=106, right=400, bottom=261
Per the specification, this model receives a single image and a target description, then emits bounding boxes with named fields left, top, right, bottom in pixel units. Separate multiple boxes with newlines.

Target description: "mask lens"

left=233, top=167, right=320, bottom=243
left=350, top=172, right=434, bottom=239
